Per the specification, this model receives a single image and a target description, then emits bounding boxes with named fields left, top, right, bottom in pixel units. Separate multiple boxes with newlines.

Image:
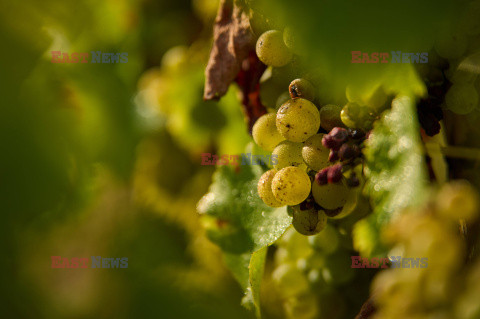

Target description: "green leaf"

left=198, top=163, right=292, bottom=254
left=224, top=252, right=251, bottom=291
left=224, top=247, right=267, bottom=318
left=354, top=95, right=428, bottom=257
left=249, top=247, right=267, bottom=319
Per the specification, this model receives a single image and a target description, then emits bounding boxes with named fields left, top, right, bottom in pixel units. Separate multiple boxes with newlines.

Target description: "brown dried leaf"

left=204, top=0, right=256, bottom=100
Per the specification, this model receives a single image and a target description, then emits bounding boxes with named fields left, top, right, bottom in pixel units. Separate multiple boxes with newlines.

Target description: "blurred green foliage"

left=0, top=0, right=255, bottom=318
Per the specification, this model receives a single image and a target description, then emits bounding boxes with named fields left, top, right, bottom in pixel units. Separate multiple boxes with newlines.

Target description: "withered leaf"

left=204, top=0, right=256, bottom=101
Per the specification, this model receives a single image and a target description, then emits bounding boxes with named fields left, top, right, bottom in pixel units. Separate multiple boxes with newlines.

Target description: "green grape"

left=446, top=63, right=477, bottom=84
left=272, top=263, right=310, bottom=298
left=260, top=77, right=284, bottom=109
left=256, top=30, right=293, bottom=67
left=434, top=27, right=468, bottom=60
left=308, top=224, right=339, bottom=255
left=306, top=253, right=327, bottom=270
left=329, top=188, right=361, bottom=219
left=289, top=78, right=316, bottom=101
left=345, top=85, right=362, bottom=103
left=258, top=169, right=284, bottom=207
left=248, top=9, right=270, bottom=37
left=319, top=104, right=344, bottom=131
left=445, top=83, right=479, bottom=115
left=436, top=181, right=479, bottom=222
left=292, top=207, right=327, bottom=236
left=284, top=294, right=319, bottom=319
left=276, top=98, right=320, bottom=142
left=272, top=167, right=311, bottom=205
left=312, top=181, right=350, bottom=210
left=365, top=85, right=388, bottom=113
left=302, top=133, right=330, bottom=171
left=276, top=91, right=291, bottom=109
left=340, top=102, right=374, bottom=130
left=272, top=140, right=305, bottom=170
left=278, top=227, right=313, bottom=260
left=283, top=26, right=295, bottom=49
left=252, top=113, right=285, bottom=151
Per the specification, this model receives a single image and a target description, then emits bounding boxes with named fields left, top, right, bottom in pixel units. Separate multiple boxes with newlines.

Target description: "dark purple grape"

left=322, top=135, right=337, bottom=149
left=330, top=127, right=349, bottom=144
left=338, top=143, right=360, bottom=161
left=327, top=164, right=343, bottom=183
left=315, top=168, right=328, bottom=185
left=329, top=150, right=339, bottom=162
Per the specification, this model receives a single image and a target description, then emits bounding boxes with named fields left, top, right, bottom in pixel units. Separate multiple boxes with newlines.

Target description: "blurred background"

left=0, top=0, right=255, bottom=317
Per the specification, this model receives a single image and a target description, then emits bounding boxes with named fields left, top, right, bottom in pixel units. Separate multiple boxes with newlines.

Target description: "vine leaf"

left=198, top=161, right=288, bottom=317
left=197, top=163, right=292, bottom=254
left=354, top=95, right=428, bottom=257
left=249, top=246, right=267, bottom=318
left=224, top=252, right=251, bottom=291
left=224, top=246, right=267, bottom=318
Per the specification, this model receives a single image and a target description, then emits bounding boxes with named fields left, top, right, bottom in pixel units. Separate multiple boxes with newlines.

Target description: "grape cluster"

left=269, top=226, right=372, bottom=319
left=371, top=181, right=480, bottom=319
left=254, top=29, right=373, bottom=236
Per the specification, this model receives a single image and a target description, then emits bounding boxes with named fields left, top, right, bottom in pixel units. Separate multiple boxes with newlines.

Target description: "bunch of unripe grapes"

left=253, top=29, right=376, bottom=236
left=372, top=181, right=480, bottom=319
left=270, top=225, right=371, bottom=319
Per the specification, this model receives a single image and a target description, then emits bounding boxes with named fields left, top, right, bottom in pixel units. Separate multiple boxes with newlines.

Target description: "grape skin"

left=289, top=78, right=316, bottom=101
left=276, top=98, right=320, bottom=143
left=444, top=83, right=479, bottom=115
left=340, top=102, right=373, bottom=130
left=276, top=91, right=291, bottom=109
left=256, top=30, right=293, bottom=67
left=252, top=113, right=285, bottom=151
left=319, top=104, right=343, bottom=131
left=272, top=263, right=310, bottom=298
left=302, top=133, right=330, bottom=171
left=292, top=208, right=327, bottom=236
left=258, top=169, right=284, bottom=207
left=434, top=27, right=468, bottom=60
left=272, top=167, right=311, bottom=206
left=311, top=181, right=349, bottom=210
left=437, top=180, right=479, bottom=222
left=272, top=140, right=305, bottom=170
